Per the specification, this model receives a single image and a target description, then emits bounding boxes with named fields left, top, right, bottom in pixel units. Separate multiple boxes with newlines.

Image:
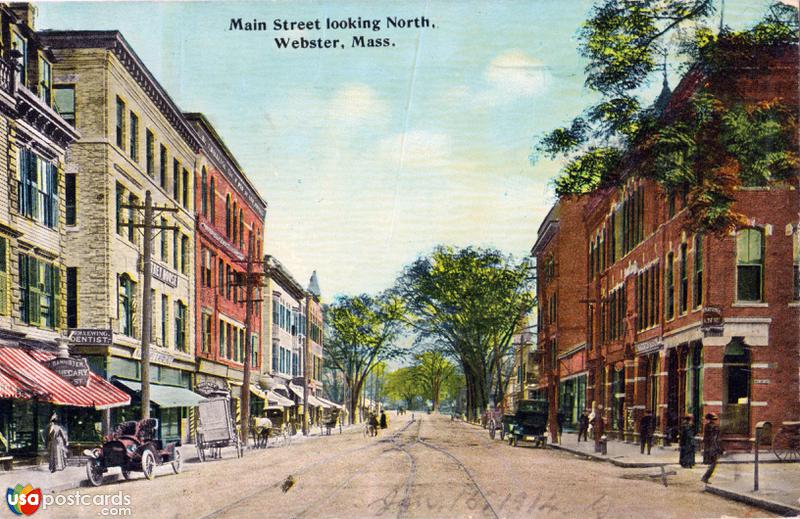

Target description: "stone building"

left=40, top=30, right=203, bottom=442
left=187, top=112, right=266, bottom=419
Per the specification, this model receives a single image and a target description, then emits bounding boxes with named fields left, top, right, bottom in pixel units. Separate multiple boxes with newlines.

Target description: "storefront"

left=0, top=344, right=130, bottom=457
left=558, top=373, right=587, bottom=430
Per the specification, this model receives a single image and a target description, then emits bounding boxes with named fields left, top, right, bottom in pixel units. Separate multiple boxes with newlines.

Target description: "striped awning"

left=266, top=390, right=294, bottom=408
left=317, top=397, right=344, bottom=410
left=0, top=346, right=130, bottom=409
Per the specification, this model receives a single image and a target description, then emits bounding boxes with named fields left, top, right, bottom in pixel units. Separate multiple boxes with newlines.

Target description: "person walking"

left=639, top=409, right=654, bottom=455
left=380, top=410, right=388, bottom=429
left=47, top=413, right=68, bottom=473
left=679, top=415, right=696, bottom=468
left=556, top=410, right=565, bottom=443
left=701, top=413, right=723, bottom=483
left=369, top=413, right=380, bottom=437
left=577, top=409, right=590, bottom=442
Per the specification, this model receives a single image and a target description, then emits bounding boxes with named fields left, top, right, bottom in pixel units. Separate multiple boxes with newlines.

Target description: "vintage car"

left=84, top=418, right=182, bottom=486
left=504, top=399, right=549, bottom=447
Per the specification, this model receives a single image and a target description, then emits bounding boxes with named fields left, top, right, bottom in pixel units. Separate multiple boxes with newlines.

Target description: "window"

left=20, top=255, right=60, bottom=329
left=181, top=168, right=189, bottom=208
left=12, top=32, right=27, bottom=86
left=38, top=56, right=52, bottom=106
left=160, top=218, right=168, bottom=262
left=794, top=231, right=800, bottom=300
left=159, top=145, right=167, bottom=190
left=172, top=159, right=180, bottom=200
left=145, top=130, right=154, bottom=176
left=665, top=252, right=674, bottom=320
left=218, top=259, right=224, bottom=295
left=679, top=243, right=688, bottom=315
left=127, top=193, right=137, bottom=243
left=272, top=343, right=278, bottom=371
left=204, top=250, right=212, bottom=287
left=129, top=112, right=139, bottom=161
left=18, top=149, right=58, bottom=228
left=54, top=85, right=75, bottom=126
left=0, top=237, right=7, bottom=315
left=226, top=265, right=232, bottom=299
left=65, top=173, right=76, bottom=225
left=66, top=267, right=77, bottom=328
left=115, top=183, right=124, bottom=235
left=668, top=192, right=676, bottom=218
left=227, top=323, right=233, bottom=360
left=180, top=235, right=189, bottom=275
left=737, top=228, right=764, bottom=302
left=219, top=320, right=226, bottom=359
left=202, top=313, right=212, bottom=353
left=161, top=294, right=168, bottom=347
left=251, top=334, right=259, bottom=367
left=115, top=97, right=125, bottom=148
left=225, top=195, right=231, bottom=237
left=172, top=229, right=179, bottom=269
left=118, top=274, right=134, bottom=336
left=694, top=235, right=704, bottom=308
left=232, top=202, right=238, bottom=244
left=201, top=167, right=208, bottom=216
left=239, top=209, right=244, bottom=249
left=174, top=301, right=187, bottom=352
left=209, top=177, right=216, bottom=223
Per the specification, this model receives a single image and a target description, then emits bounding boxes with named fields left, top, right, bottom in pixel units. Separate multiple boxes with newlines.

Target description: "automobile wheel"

left=121, top=468, right=132, bottom=480
left=171, top=449, right=183, bottom=474
left=86, top=460, right=104, bottom=487
left=141, top=449, right=156, bottom=481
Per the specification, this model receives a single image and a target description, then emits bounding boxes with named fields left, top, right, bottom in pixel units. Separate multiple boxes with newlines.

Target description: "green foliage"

left=412, top=351, right=457, bottom=410
left=384, top=367, right=420, bottom=409
left=553, top=146, right=623, bottom=196
left=534, top=118, right=590, bottom=159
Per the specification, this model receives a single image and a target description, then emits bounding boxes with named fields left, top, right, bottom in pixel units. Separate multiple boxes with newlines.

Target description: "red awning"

left=0, top=346, right=130, bottom=409
left=0, top=364, right=36, bottom=399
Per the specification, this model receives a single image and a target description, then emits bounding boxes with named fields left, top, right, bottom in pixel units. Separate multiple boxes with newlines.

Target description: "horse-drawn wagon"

left=195, top=396, right=243, bottom=461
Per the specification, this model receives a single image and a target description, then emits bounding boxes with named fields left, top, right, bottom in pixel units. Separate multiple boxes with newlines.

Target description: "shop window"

left=129, top=112, right=139, bottom=162
left=161, top=294, right=168, bottom=347
left=65, top=173, right=76, bottom=225
left=66, top=267, right=77, bottom=328
left=159, top=145, right=167, bottom=190
left=54, top=85, right=75, bottom=126
left=115, top=97, right=125, bottom=148
left=665, top=252, right=675, bottom=320
left=145, top=130, right=154, bottom=176
left=174, top=301, right=187, bottom=352
left=18, top=149, right=58, bottom=228
left=736, top=228, right=763, bottom=302
left=693, top=235, right=703, bottom=308
left=118, top=274, right=134, bottom=336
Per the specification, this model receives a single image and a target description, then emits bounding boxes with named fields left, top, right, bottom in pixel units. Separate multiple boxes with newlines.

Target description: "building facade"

left=41, top=30, right=203, bottom=443
left=535, top=44, right=800, bottom=449
left=187, top=113, right=266, bottom=421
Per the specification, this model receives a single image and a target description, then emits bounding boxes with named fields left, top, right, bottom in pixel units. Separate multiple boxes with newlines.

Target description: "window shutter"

left=29, top=258, right=41, bottom=326
left=51, top=265, right=60, bottom=328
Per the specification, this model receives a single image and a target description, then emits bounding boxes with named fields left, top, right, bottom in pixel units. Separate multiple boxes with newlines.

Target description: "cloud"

left=378, top=130, right=454, bottom=170
left=485, top=50, right=551, bottom=96
left=327, top=83, right=389, bottom=124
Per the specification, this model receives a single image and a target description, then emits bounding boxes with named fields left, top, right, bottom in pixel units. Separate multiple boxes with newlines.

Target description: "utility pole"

left=121, top=191, right=179, bottom=420
left=240, top=247, right=254, bottom=446
left=302, top=300, right=310, bottom=435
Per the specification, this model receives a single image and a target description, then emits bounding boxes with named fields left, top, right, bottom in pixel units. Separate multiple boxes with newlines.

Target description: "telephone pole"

left=240, top=247, right=254, bottom=445
left=121, top=191, right=179, bottom=420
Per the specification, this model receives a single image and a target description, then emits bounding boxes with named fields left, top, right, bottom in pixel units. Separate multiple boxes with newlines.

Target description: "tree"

left=323, top=293, right=405, bottom=423
left=385, top=367, right=420, bottom=410
left=412, top=351, right=456, bottom=411
left=394, top=246, right=535, bottom=421
left=533, top=1, right=799, bottom=233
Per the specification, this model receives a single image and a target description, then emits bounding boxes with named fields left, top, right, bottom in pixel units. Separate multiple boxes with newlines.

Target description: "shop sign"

left=635, top=338, right=662, bottom=355
left=68, top=328, right=112, bottom=345
left=152, top=262, right=178, bottom=287
left=132, top=348, right=174, bottom=365
left=753, top=379, right=770, bottom=385
left=701, top=306, right=724, bottom=335
left=45, top=357, right=90, bottom=386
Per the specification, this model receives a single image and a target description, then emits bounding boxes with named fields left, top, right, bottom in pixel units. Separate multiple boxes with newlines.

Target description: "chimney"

left=55, top=336, right=70, bottom=359
left=9, top=3, right=37, bottom=30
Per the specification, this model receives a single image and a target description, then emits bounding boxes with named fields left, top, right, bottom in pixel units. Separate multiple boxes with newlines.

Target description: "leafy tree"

left=385, top=367, right=420, bottom=410
left=324, top=293, right=406, bottom=423
left=394, top=246, right=534, bottom=420
left=412, top=351, right=457, bottom=411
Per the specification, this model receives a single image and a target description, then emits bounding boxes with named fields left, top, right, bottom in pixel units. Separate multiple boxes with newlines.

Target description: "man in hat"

left=701, top=413, right=723, bottom=483
left=639, top=409, right=655, bottom=455
left=47, top=413, right=68, bottom=473
left=678, top=414, right=696, bottom=468
left=577, top=409, right=590, bottom=442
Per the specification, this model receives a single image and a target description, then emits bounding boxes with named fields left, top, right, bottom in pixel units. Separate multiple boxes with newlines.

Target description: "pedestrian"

left=587, top=407, right=596, bottom=439
left=593, top=406, right=605, bottom=453
left=556, top=410, right=565, bottom=442
left=679, top=414, right=696, bottom=468
left=380, top=410, right=388, bottom=429
left=369, top=413, right=380, bottom=437
left=577, top=409, right=590, bottom=442
left=639, top=409, right=654, bottom=455
left=701, top=413, right=723, bottom=483
left=47, top=413, right=68, bottom=473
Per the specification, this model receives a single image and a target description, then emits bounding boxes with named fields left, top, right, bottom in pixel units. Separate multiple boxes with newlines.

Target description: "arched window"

left=239, top=210, right=244, bottom=249
left=723, top=338, right=751, bottom=434
left=736, top=228, right=763, bottom=302
left=118, top=274, right=134, bottom=337
left=225, top=194, right=231, bottom=237
left=209, top=177, right=216, bottom=223
left=232, top=201, right=238, bottom=244
left=201, top=167, right=208, bottom=217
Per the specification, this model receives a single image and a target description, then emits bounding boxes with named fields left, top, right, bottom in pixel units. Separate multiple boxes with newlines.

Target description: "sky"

left=37, top=0, right=769, bottom=299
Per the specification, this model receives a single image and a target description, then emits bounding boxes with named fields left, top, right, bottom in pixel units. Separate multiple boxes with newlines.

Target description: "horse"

left=251, top=416, right=272, bottom=448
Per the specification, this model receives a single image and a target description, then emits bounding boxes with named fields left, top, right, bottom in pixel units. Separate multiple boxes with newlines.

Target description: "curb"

left=548, top=442, right=676, bottom=468
left=704, top=485, right=800, bottom=517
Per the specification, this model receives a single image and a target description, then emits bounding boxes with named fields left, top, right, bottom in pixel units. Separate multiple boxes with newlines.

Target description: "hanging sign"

left=45, top=357, right=90, bottom=387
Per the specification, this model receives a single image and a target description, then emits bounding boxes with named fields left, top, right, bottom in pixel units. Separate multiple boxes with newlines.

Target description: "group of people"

left=367, top=410, right=388, bottom=437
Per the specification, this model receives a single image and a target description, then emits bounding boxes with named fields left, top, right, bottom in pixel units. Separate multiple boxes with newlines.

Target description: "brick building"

left=187, top=113, right=266, bottom=420
left=40, top=30, right=203, bottom=443
left=535, top=44, right=800, bottom=450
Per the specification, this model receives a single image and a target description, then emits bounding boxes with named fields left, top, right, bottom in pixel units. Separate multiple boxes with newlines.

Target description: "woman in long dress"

left=47, top=413, right=68, bottom=473
left=678, top=415, right=696, bottom=468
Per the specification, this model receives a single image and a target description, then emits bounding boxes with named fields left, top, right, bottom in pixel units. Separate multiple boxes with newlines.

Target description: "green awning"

left=114, top=379, right=207, bottom=408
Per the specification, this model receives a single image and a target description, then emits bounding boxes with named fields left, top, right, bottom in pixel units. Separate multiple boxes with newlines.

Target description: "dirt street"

left=46, top=412, right=770, bottom=518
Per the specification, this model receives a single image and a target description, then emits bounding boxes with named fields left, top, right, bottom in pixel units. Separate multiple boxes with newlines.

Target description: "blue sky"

left=37, top=0, right=769, bottom=298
